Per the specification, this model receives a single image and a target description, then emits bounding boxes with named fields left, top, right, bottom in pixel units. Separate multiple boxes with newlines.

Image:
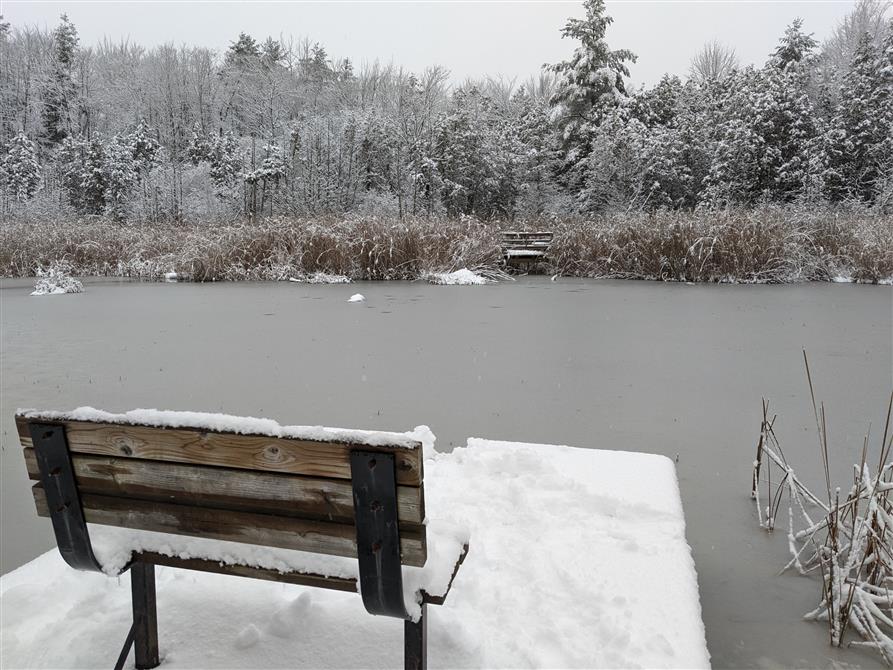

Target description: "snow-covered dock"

left=0, top=436, right=708, bottom=669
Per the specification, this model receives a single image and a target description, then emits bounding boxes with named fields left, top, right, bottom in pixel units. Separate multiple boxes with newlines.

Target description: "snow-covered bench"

left=501, top=230, right=553, bottom=270
left=16, top=408, right=468, bottom=670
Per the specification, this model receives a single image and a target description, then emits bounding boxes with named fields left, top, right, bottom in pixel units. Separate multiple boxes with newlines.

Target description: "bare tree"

left=689, top=40, right=739, bottom=84
left=820, top=0, right=891, bottom=82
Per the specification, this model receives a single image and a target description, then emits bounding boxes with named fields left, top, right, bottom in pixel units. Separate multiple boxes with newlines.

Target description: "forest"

left=0, top=0, right=891, bottom=282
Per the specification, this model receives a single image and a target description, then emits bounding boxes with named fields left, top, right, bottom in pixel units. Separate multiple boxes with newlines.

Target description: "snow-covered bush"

left=31, top=261, right=84, bottom=295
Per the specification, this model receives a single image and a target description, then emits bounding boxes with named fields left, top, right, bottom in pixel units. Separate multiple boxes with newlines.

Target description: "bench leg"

left=131, top=562, right=160, bottom=669
left=404, top=603, right=427, bottom=670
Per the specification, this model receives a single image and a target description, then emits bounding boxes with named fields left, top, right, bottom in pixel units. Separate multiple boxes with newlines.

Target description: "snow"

left=422, top=268, right=491, bottom=285
left=347, top=293, right=365, bottom=302
left=288, top=272, right=351, bottom=284
left=16, top=407, right=425, bottom=450
left=30, top=266, right=84, bottom=296
left=0, top=437, right=708, bottom=669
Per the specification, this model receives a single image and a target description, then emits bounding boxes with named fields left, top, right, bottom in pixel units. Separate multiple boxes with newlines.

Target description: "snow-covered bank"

left=0, top=438, right=708, bottom=669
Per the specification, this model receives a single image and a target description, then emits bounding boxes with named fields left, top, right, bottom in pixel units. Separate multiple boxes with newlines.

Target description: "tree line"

left=0, top=0, right=891, bottom=224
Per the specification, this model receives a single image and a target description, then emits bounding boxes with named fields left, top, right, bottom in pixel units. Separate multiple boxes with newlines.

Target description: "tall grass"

left=1, top=207, right=890, bottom=283
left=752, top=354, right=893, bottom=663
left=549, top=207, right=892, bottom=283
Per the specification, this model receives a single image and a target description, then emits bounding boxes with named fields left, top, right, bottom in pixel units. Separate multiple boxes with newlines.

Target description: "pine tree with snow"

left=187, top=123, right=210, bottom=165
left=79, top=137, right=107, bottom=214
left=1, top=132, right=42, bottom=201
left=127, top=119, right=161, bottom=173
left=56, top=134, right=88, bottom=210
left=547, top=0, right=636, bottom=173
left=103, top=135, right=138, bottom=221
left=41, top=14, right=79, bottom=148
left=770, top=19, right=819, bottom=71
left=821, top=31, right=891, bottom=201
left=207, top=131, right=243, bottom=197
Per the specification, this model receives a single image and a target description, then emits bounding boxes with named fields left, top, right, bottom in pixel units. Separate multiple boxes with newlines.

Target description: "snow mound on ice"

left=422, top=268, right=491, bottom=285
left=0, top=437, right=709, bottom=669
left=288, top=272, right=351, bottom=284
left=30, top=263, right=84, bottom=296
left=348, top=293, right=365, bottom=302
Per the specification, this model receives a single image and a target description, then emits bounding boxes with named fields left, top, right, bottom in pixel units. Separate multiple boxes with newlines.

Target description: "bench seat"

left=85, top=520, right=469, bottom=616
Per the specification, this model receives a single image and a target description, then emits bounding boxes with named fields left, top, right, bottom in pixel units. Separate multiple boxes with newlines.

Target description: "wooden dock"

left=501, top=231, right=553, bottom=272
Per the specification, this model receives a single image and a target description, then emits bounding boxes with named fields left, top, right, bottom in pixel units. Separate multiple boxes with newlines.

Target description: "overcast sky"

left=2, top=1, right=858, bottom=87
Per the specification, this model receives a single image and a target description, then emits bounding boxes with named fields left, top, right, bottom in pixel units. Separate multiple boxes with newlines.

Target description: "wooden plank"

left=136, top=552, right=359, bottom=593
left=16, top=416, right=422, bottom=486
left=22, top=449, right=424, bottom=525
left=32, top=486, right=427, bottom=566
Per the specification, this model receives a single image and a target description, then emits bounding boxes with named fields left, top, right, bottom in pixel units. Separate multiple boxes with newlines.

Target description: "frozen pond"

left=1, top=277, right=891, bottom=668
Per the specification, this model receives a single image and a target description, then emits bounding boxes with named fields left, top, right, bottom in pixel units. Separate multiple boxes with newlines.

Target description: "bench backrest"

left=501, top=231, right=553, bottom=247
left=16, top=412, right=427, bottom=567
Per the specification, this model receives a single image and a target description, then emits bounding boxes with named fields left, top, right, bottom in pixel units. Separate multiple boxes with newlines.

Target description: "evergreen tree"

left=225, top=33, right=261, bottom=67
left=770, top=18, right=819, bottom=70
left=57, top=134, right=88, bottom=210
left=1, top=132, right=41, bottom=200
left=41, top=14, right=79, bottom=148
left=208, top=131, right=243, bottom=197
left=821, top=32, right=891, bottom=201
left=79, top=137, right=107, bottom=214
left=547, top=0, right=636, bottom=165
left=103, top=135, right=138, bottom=221
left=127, top=118, right=161, bottom=173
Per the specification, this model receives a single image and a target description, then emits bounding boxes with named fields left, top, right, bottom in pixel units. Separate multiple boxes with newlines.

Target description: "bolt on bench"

left=16, top=409, right=468, bottom=670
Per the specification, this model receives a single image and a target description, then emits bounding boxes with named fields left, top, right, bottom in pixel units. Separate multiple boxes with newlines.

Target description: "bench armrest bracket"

left=29, top=422, right=103, bottom=572
left=350, top=450, right=410, bottom=620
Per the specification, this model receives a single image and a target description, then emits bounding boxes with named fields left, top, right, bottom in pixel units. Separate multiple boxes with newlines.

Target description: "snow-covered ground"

left=0, top=437, right=708, bottom=669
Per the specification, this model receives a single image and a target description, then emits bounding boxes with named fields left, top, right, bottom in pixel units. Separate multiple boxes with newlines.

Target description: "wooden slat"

left=137, top=552, right=358, bottom=592
left=32, top=485, right=427, bottom=567
left=22, top=449, right=424, bottom=525
left=16, top=417, right=422, bottom=486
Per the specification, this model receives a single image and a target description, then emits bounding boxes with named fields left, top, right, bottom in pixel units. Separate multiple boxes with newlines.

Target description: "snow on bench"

left=3, top=427, right=709, bottom=669
left=14, top=409, right=467, bottom=670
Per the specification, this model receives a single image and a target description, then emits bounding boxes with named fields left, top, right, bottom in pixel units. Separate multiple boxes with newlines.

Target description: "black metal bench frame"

left=29, top=422, right=433, bottom=670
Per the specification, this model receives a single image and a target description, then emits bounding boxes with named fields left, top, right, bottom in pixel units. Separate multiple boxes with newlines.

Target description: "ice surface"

left=0, top=437, right=709, bottom=668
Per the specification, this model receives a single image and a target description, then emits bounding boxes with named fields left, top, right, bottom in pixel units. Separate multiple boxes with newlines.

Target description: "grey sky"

left=2, top=1, right=857, bottom=86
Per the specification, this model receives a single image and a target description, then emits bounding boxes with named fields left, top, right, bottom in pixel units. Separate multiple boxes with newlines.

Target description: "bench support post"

left=404, top=602, right=427, bottom=670
left=131, top=562, right=160, bottom=669
left=350, top=450, right=409, bottom=619
left=28, top=422, right=103, bottom=572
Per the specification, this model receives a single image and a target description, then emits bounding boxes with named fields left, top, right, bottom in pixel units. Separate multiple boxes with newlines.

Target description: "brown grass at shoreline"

left=1, top=208, right=890, bottom=283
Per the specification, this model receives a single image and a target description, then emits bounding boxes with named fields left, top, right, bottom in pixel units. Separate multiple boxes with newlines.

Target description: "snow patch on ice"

left=348, top=293, right=365, bottom=302
left=16, top=406, right=426, bottom=450
left=288, top=272, right=351, bottom=284
left=422, top=268, right=492, bottom=285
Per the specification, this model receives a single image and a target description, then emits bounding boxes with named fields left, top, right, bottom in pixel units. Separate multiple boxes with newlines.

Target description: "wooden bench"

left=15, top=409, right=468, bottom=670
left=500, top=231, right=553, bottom=272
